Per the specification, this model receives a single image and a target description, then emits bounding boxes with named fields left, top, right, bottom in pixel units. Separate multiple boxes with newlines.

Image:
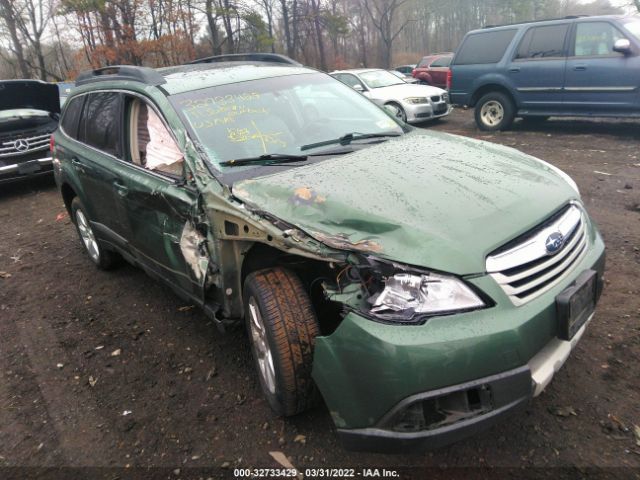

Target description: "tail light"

left=49, top=134, right=55, bottom=154
left=446, top=69, right=452, bottom=90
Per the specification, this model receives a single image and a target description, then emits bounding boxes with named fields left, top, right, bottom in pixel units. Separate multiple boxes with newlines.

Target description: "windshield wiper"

left=300, top=132, right=401, bottom=151
left=219, top=149, right=353, bottom=168
left=220, top=153, right=309, bottom=167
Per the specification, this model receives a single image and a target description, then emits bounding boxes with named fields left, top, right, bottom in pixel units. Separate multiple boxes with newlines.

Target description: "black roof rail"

left=188, top=53, right=302, bottom=66
left=76, top=65, right=166, bottom=87
left=483, top=15, right=589, bottom=29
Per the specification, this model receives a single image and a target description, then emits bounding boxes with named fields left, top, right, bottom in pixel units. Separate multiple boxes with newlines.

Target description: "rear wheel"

left=71, top=197, right=119, bottom=270
left=474, top=92, right=515, bottom=131
left=244, top=267, right=320, bottom=416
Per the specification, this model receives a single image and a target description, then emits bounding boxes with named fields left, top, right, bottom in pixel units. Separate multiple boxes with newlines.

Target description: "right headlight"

left=369, top=271, right=486, bottom=321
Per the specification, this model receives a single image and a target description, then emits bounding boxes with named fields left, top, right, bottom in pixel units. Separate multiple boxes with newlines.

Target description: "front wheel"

left=244, top=267, right=320, bottom=416
left=385, top=102, right=407, bottom=123
left=474, top=92, right=515, bottom=131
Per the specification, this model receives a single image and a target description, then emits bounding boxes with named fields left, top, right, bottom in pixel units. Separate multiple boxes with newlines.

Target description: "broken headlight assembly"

left=356, top=259, right=488, bottom=324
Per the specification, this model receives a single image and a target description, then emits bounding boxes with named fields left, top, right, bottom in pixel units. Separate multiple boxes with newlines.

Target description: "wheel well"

left=240, top=243, right=344, bottom=335
left=470, top=84, right=515, bottom=108
left=60, top=183, right=76, bottom=216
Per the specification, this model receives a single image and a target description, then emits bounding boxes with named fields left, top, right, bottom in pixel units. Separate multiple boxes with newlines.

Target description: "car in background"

left=0, top=80, right=60, bottom=184
left=412, top=53, right=453, bottom=88
left=58, top=82, right=75, bottom=106
left=450, top=15, right=640, bottom=131
left=331, top=68, right=451, bottom=123
left=388, top=69, right=419, bottom=83
left=393, top=64, right=416, bottom=76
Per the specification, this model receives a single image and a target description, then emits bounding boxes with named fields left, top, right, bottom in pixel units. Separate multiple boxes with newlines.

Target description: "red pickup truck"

left=412, top=53, right=453, bottom=89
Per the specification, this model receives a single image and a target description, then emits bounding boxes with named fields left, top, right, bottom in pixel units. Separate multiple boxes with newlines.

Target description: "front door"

left=120, top=96, right=206, bottom=298
left=508, top=23, right=570, bottom=113
left=564, top=21, right=639, bottom=113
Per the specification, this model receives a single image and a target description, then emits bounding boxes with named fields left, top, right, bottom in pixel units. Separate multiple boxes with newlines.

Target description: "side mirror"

left=613, top=38, right=631, bottom=54
left=352, top=84, right=364, bottom=92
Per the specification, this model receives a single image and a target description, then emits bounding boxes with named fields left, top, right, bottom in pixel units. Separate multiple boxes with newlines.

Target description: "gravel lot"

left=1, top=109, right=639, bottom=478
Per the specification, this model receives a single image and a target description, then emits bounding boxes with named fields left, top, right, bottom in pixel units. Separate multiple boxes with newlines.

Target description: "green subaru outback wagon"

left=52, top=54, right=605, bottom=452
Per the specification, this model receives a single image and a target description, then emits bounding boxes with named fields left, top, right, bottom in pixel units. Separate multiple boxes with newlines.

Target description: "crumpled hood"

left=0, top=80, right=60, bottom=114
left=232, top=130, right=578, bottom=275
left=369, top=83, right=445, bottom=101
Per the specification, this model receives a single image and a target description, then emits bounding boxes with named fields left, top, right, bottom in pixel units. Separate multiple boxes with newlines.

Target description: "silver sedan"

left=330, top=68, right=451, bottom=124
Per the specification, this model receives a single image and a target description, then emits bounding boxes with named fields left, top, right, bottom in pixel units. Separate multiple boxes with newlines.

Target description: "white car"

left=330, top=68, right=451, bottom=124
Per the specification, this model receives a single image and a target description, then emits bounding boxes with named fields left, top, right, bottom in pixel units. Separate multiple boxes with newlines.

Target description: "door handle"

left=71, top=157, right=83, bottom=167
left=573, top=65, right=587, bottom=71
left=509, top=67, right=521, bottom=73
left=113, top=180, right=129, bottom=197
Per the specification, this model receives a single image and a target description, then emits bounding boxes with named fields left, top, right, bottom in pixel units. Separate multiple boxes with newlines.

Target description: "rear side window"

left=60, top=96, right=84, bottom=139
left=80, top=92, right=122, bottom=158
left=516, top=24, right=569, bottom=59
left=417, top=56, right=433, bottom=67
left=454, top=29, right=517, bottom=65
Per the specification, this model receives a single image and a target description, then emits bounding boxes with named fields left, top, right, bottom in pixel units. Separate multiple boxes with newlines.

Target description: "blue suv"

left=450, top=15, right=640, bottom=130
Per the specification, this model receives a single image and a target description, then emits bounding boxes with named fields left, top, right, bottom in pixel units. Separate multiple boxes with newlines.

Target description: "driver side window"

left=128, top=98, right=184, bottom=177
left=336, top=74, right=365, bottom=90
left=574, top=22, right=626, bottom=56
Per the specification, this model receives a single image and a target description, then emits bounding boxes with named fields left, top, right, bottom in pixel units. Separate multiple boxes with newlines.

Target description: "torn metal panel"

left=179, top=221, right=209, bottom=283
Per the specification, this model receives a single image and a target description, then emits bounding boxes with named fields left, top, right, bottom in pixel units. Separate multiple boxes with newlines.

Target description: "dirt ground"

left=1, top=109, right=639, bottom=479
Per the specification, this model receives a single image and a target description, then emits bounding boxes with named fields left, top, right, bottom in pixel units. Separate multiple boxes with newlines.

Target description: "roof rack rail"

left=76, top=65, right=166, bottom=87
left=483, top=15, right=590, bottom=29
left=188, top=53, right=302, bottom=66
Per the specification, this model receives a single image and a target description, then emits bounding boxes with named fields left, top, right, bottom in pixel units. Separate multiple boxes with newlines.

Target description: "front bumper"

left=0, top=155, right=53, bottom=184
left=312, top=229, right=605, bottom=451
left=403, top=101, right=452, bottom=123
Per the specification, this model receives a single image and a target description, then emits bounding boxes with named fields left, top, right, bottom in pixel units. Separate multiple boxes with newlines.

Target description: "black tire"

left=385, top=102, right=407, bottom=123
left=474, top=92, right=515, bottom=131
left=70, top=197, right=119, bottom=270
left=243, top=267, right=320, bottom=416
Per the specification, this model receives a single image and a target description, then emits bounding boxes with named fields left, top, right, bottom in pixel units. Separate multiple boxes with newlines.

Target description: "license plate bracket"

left=556, top=270, right=597, bottom=341
left=18, top=161, right=40, bottom=175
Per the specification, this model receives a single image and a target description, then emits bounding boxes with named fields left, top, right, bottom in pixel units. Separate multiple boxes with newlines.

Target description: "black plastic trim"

left=337, top=365, right=532, bottom=453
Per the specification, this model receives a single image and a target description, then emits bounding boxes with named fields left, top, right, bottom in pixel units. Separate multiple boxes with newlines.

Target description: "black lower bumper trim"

left=337, top=365, right=532, bottom=453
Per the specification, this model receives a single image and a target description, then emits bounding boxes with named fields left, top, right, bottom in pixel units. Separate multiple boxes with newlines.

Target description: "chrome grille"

left=0, top=133, right=51, bottom=158
left=486, top=204, right=588, bottom=306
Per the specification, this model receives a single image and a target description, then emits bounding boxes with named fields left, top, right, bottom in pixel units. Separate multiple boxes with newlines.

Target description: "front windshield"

left=623, top=19, right=640, bottom=42
left=359, top=70, right=406, bottom=89
left=170, top=72, right=403, bottom=173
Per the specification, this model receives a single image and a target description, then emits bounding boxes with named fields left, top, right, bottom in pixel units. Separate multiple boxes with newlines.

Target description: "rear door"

left=564, top=20, right=639, bottom=113
left=508, top=23, right=570, bottom=112
left=72, top=92, right=131, bottom=241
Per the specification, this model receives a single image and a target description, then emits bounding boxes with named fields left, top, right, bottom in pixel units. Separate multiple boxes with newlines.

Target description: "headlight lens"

left=404, top=97, right=429, bottom=104
left=370, top=272, right=485, bottom=317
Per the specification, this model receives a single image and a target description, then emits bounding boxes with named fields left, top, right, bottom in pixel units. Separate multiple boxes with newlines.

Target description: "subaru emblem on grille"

left=13, top=139, right=29, bottom=152
left=545, top=232, right=565, bottom=255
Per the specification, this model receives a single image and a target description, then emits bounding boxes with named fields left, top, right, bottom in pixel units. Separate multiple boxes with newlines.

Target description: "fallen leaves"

left=88, top=376, right=97, bottom=387
left=0, top=271, right=11, bottom=279
left=634, top=425, right=640, bottom=447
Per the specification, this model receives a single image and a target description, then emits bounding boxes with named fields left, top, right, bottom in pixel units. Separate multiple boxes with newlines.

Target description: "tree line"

left=0, top=0, right=629, bottom=81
